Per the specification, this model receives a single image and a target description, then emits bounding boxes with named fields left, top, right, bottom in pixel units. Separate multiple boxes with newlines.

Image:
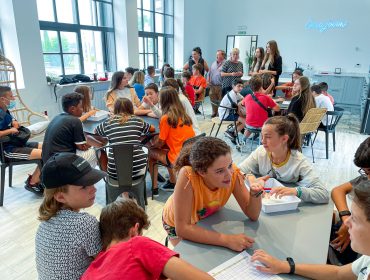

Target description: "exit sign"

left=238, top=31, right=246, bottom=35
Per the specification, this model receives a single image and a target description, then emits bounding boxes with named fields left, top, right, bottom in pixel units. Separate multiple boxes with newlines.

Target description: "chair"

left=95, top=143, right=149, bottom=210
left=209, top=101, right=240, bottom=145
left=299, top=108, right=327, bottom=163
left=0, top=136, right=42, bottom=206
left=194, top=94, right=205, bottom=119
left=313, top=110, right=344, bottom=159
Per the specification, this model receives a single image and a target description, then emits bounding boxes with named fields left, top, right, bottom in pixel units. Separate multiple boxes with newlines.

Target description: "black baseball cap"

left=41, top=152, right=106, bottom=189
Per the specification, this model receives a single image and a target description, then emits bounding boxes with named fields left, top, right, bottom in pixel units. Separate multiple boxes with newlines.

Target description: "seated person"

left=189, top=64, right=207, bottom=114
left=239, top=114, right=329, bottom=204
left=129, top=71, right=145, bottom=100
left=311, top=84, right=334, bottom=127
left=149, top=87, right=195, bottom=195
left=251, top=180, right=370, bottom=280
left=135, top=83, right=161, bottom=118
left=159, top=63, right=171, bottom=86
left=275, top=69, right=303, bottom=99
left=81, top=198, right=213, bottom=280
left=105, top=71, right=141, bottom=113
left=319, top=82, right=335, bottom=105
left=74, top=85, right=98, bottom=122
left=144, top=65, right=155, bottom=86
left=242, top=75, right=280, bottom=139
left=329, top=137, right=370, bottom=265
left=36, top=152, right=105, bottom=280
left=125, top=66, right=136, bottom=81
left=42, top=93, right=101, bottom=167
left=0, top=86, right=43, bottom=195
left=162, top=137, right=263, bottom=250
left=181, top=71, right=195, bottom=106
left=287, top=76, right=316, bottom=122
left=164, top=66, right=175, bottom=80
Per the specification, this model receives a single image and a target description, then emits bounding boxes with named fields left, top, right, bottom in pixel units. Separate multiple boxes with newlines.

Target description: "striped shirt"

left=96, top=116, right=150, bottom=180
left=221, top=60, right=243, bottom=89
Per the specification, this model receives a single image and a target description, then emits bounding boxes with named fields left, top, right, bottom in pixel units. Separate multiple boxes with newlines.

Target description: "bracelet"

left=286, top=257, right=295, bottom=274
left=296, top=187, right=302, bottom=198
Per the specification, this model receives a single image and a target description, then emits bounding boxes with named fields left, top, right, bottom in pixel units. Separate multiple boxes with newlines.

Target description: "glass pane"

left=56, top=0, right=77, bottom=24
left=147, top=38, right=154, bottom=53
left=137, top=0, right=141, bottom=8
left=60, top=32, right=78, bottom=53
left=164, top=0, right=173, bottom=15
left=155, top=13, right=164, bottom=33
left=166, top=37, right=174, bottom=65
left=37, top=0, right=55, bottom=21
left=97, top=2, right=113, bottom=27
left=139, top=54, right=145, bottom=69
left=104, top=32, right=117, bottom=72
left=148, top=54, right=154, bottom=67
left=138, top=37, right=144, bottom=53
left=78, top=0, right=97, bottom=26
left=143, top=0, right=153, bottom=10
left=137, top=10, right=143, bottom=31
left=43, top=54, right=62, bottom=76
left=40, top=30, right=60, bottom=53
left=143, top=11, right=153, bottom=32
left=81, top=30, right=104, bottom=74
left=158, top=36, right=164, bottom=67
left=155, top=0, right=164, bottom=12
left=63, top=54, right=81, bottom=74
left=164, top=15, right=173, bottom=34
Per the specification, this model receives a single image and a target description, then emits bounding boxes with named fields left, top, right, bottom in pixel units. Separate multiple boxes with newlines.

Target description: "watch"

left=286, top=257, right=295, bottom=274
left=339, top=210, right=351, bottom=220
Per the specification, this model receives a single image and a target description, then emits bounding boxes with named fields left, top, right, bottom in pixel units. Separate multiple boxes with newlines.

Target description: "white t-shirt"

left=218, top=89, right=243, bottom=119
left=315, top=94, right=334, bottom=126
left=115, top=88, right=131, bottom=99
left=178, top=93, right=201, bottom=135
left=352, top=255, right=370, bottom=280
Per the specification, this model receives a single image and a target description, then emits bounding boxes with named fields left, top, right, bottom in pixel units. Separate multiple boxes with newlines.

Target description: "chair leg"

left=325, top=131, right=329, bottom=159
left=332, top=131, right=336, bottom=152
left=215, top=122, right=223, bottom=137
left=201, top=102, right=205, bottom=119
left=8, top=164, right=13, bottom=187
left=1, top=166, right=5, bottom=206
left=210, top=123, right=215, bottom=136
left=144, top=178, right=148, bottom=206
left=310, top=135, right=315, bottom=163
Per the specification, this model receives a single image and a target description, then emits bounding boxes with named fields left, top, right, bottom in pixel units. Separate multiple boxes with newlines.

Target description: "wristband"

left=286, top=257, right=295, bottom=274
left=339, top=210, right=351, bottom=220
left=296, top=187, right=302, bottom=198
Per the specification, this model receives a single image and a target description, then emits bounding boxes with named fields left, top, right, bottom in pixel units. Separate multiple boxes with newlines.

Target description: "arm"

left=331, top=182, right=352, bottom=212
left=203, top=60, right=209, bottom=72
left=0, top=127, right=18, bottom=137
left=238, top=148, right=261, bottom=176
left=105, top=92, right=116, bottom=113
left=79, top=109, right=97, bottom=122
left=272, top=104, right=280, bottom=112
left=134, top=108, right=152, bottom=116
left=11, top=120, right=20, bottom=129
left=162, top=257, right=214, bottom=280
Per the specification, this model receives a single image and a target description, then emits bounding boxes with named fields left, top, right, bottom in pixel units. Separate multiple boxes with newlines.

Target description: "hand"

left=9, top=127, right=19, bottom=135
left=89, top=109, right=97, bottom=116
left=143, top=96, right=154, bottom=107
left=249, top=175, right=270, bottom=196
left=251, top=249, right=289, bottom=274
left=12, top=120, right=20, bottom=129
left=270, top=187, right=297, bottom=198
left=236, top=71, right=243, bottom=76
left=331, top=223, right=350, bottom=253
left=147, top=112, right=157, bottom=118
left=270, top=77, right=275, bottom=85
left=225, top=233, right=254, bottom=251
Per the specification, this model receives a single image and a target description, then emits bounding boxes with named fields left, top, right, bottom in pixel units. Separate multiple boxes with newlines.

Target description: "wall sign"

left=305, top=19, right=348, bottom=32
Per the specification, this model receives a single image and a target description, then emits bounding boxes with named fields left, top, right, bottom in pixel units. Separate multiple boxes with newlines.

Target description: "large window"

left=137, top=0, right=174, bottom=69
left=37, top=0, right=116, bottom=77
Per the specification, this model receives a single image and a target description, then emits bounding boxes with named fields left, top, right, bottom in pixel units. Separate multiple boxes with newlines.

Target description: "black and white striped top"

left=96, top=116, right=150, bottom=180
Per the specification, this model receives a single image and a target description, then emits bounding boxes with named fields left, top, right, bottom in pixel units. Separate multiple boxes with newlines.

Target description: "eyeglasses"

left=358, top=168, right=369, bottom=177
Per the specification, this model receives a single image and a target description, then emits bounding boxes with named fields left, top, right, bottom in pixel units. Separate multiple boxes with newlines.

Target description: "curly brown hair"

left=174, top=137, right=231, bottom=173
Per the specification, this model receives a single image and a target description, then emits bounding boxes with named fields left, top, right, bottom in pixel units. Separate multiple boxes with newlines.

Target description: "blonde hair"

left=129, top=71, right=145, bottom=86
left=230, top=48, right=240, bottom=56
left=38, top=186, right=69, bottom=221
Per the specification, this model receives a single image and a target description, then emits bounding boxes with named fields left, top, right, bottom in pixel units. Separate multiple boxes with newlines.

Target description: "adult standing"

left=259, top=40, right=282, bottom=97
left=183, top=47, right=209, bottom=77
left=208, top=50, right=226, bottom=117
left=221, top=48, right=244, bottom=97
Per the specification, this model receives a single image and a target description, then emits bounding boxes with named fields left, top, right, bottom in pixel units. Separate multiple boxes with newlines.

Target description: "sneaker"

left=194, top=109, right=202, bottom=115
left=224, top=130, right=237, bottom=144
left=24, top=176, right=44, bottom=196
left=160, top=180, right=175, bottom=192
left=157, top=173, right=166, bottom=183
left=152, top=188, right=159, bottom=197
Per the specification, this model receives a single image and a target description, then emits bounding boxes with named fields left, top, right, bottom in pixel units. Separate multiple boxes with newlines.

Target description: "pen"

left=254, top=190, right=263, bottom=198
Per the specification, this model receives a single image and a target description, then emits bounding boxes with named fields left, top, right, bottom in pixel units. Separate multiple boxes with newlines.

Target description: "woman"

left=287, top=76, right=316, bottom=121
left=105, top=71, right=141, bottom=112
left=183, top=47, right=209, bottom=77
left=259, top=40, right=282, bottom=96
left=74, top=85, right=98, bottom=122
left=162, top=137, right=263, bottom=250
left=249, top=47, right=265, bottom=75
left=251, top=180, right=370, bottom=280
left=239, top=114, right=329, bottom=204
left=221, top=48, right=244, bottom=97
left=129, top=71, right=145, bottom=100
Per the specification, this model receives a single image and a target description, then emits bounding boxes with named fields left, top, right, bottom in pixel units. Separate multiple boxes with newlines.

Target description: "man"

left=208, top=50, right=226, bottom=117
left=144, top=66, right=155, bottom=86
left=311, top=84, right=334, bottom=127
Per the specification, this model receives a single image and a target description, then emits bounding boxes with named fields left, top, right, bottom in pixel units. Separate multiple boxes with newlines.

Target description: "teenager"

left=181, top=71, right=196, bottom=107
left=136, top=83, right=161, bottom=118
left=319, top=82, right=335, bottom=105
left=275, top=69, right=303, bottom=99
left=144, top=65, right=155, bottom=86
left=249, top=47, right=265, bottom=75
left=311, top=84, right=334, bottom=127
left=129, top=71, right=145, bottom=100
left=74, top=85, right=98, bottom=122
left=189, top=64, right=207, bottom=114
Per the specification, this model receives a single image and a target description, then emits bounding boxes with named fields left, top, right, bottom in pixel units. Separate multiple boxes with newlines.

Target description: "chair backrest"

left=299, top=108, right=327, bottom=135
left=324, top=110, right=344, bottom=131
left=211, top=100, right=237, bottom=120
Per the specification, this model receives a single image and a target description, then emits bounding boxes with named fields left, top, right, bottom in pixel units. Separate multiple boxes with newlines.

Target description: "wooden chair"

left=299, top=108, right=327, bottom=163
left=194, top=92, right=205, bottom=119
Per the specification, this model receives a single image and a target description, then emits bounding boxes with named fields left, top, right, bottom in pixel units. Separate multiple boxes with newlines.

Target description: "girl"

left=35, top=153, right=106, bottom=280
left=287, top=76, right=316, bottom=121
left=249, top=47, right=265, bottom=75
left=74, top=85, right=98, bottom=122
left=129, top=71, right=145, bottom=100
left=81, top=199, right=213, bottom=280
left=239, top=114, right=329, bottom=204
left=105, top=71, right=141, bottom=113
left=251, top=180, right=370, bottom=280
left=162, top=137, right=264, bottom=251
left=259, top=40, right=282, bottom=96
left=149, top=86, right=195, bottom=195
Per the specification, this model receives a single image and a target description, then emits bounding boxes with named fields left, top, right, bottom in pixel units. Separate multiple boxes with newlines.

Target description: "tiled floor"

left=0, top=97, right=368, bottom=279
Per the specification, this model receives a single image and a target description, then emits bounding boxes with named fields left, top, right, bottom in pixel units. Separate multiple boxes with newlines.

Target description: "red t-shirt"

left=243, top=92, right=277, bottom=127
left=281, top=82, right=294, bottom=99
left=81, top=236, right=179, bottom=280
left=184, top=83, right=195, bottom=106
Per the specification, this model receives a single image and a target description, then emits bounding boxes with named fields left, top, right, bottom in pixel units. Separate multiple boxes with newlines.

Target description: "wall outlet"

left=355, top=63, right=361, bottom=68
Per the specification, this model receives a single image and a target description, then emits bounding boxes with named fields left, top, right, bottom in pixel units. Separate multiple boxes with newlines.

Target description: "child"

left=35, top=152, right=106, bottom=280
left=319, top=82, right=335, bottom=105
left=74, top=85, right=98, bottom=122
left=251, top=180, right=370, bottom=280
left=144, top=65, right=155, bottom=86
left=149, top=86, right=195, bottom=195
left=311, top=84, right=334, bottom=127
left=181, top=71, right=195, bottom=106
left=162, top=137, right=263, bottom=250
left=135, top=83, right=161, bottom=118
left=189, top=64, right=207, bottom=114
left=81, top=198, right=213, bottom=280
left=239, top=114, right=329, bottom=204
left=129, top=71, right=145, bottom=100
left=275, top=69, right=303, bottom=99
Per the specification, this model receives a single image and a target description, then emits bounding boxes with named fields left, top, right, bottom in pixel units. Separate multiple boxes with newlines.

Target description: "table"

left=174, top=195, right=333, bottom=280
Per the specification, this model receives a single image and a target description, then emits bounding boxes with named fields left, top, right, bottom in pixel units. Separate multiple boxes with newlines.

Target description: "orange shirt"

left=189, top=75, right=207, bottom=90
left=280, top=82, right=294, bottom=99
left=162, top=164, right=241, bottom=227
left=159, top=115, right=195, bottom=163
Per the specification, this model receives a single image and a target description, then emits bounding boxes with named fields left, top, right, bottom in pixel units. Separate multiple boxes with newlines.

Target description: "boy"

left=36, top=152, right=106, bottom=280
left=181, top=71, right=195, bottom=106
left=144, top=65, right=155, bottom=86
left=189, top=64, right=207, bottom=114
left=311, top=84, right=334, bottom=127
left=81, top=198, right=213, bottom=280
left=135, top=83, right=161, bottom=118
left=0, top=85, right=43, bottom=195
left=319, top=82, right=335, bottom=105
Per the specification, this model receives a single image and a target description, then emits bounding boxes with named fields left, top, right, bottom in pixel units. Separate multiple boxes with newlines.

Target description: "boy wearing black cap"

left=35, top=152, right=106, bottom=280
